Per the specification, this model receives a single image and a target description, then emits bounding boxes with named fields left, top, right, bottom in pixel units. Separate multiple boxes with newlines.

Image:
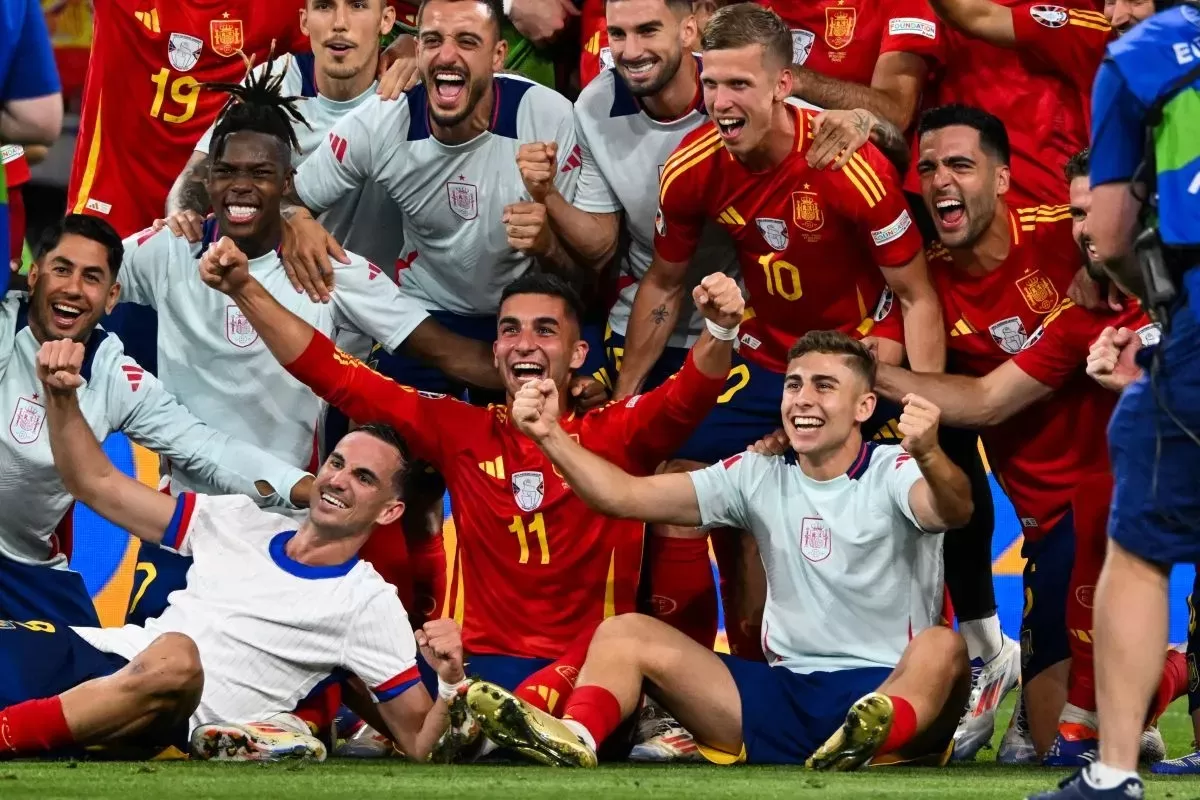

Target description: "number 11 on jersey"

left=509, top=513, right=550, bottom=565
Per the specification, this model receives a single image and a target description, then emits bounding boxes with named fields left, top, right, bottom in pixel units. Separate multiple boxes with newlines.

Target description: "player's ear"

left=492, top=340, right=500, bottom=371
left=776, top=62, right=794, bottom=103
left=855, top=390, right=877, bottom=424
left=299, top=6, right=309, bottom=36
left=492, top=37, right=508, bottom=72
left=377, top=498, right=405, bottom=527
left=25, top=260, right=40, bottom=291
left=105, top=281, right=122, bottom=315
left=380, top=2, right=397, bottom=33
left=569, top=337, right=588, bottom=372
left=995, top=163, right=1011, bottom=197
left=679, top=11, right=699, bottom=50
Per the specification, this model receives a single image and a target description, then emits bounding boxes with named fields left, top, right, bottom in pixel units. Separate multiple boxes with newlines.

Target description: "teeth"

left=513, top=362, right=542, bottom=371
left=792, top=416, right=823, bottom=428
left=435, top=73, right=465, bottom=82
left=228, top=205, right=258, bottom=217
left=718, top=118, right=741, bottom=125
left=52, top=303, right=82, bottom=316
left=626, top=62, right=653, bottom=73
left=321, top=492, right=347, bottom=509
left=936, top=199, right=963, bottom=209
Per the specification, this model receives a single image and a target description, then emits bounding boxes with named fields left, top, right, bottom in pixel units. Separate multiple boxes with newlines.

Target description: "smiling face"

left=417, top=0, right=506, bottom=129
left=303, top=0, right=396, bottom=82
left=780, top=351, right=876, bottom=458
left=917, top=124, right=1010, bottom=249
left=1105, top=0, right=1155, bottom=35
left=307, top=430, right=406, bottom=537
left=27, top=234, right=121, bottom=343
left=1068, top=174, right=1102, bottom=279
left=207, top=130, right=291, bottom=248
left=493, top=293, right=588, bottom=399
left=700, top=43, right=791, bottom=158
left=607, top=0, right=691, bottom=98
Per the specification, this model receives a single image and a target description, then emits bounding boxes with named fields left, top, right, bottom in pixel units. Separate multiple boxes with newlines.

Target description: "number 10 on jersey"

left=757, top=252, right=803, bottom=301
left=509, top=513, right=550, bottom=565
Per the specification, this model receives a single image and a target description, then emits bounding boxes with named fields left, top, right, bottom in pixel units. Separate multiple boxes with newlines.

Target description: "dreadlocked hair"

left=205, top=43, right=309, bottom=162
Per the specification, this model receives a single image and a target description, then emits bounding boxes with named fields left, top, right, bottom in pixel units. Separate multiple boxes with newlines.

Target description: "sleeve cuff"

left=286, top=329, right=339, bottom=384
left=162, top=493, right=197, bottom=551
left=373, top=664, right=421, bottom=702
left=382, top=308, right=432, bottom=354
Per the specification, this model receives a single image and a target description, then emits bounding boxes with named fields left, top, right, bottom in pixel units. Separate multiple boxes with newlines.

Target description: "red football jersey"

left=656, top=104, right=923, bottom=372
left=579, top=0, right=609, bottom=88
left=287, top=331, right=728, bottom=660
left=885, top=0, right=1110, bottom=206
left=69, top=0, right=308, bottom=237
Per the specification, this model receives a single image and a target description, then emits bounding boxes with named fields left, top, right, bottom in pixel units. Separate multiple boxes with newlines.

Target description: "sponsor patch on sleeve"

left=870, top=209, right=913, bottom=246
left=888, top=17, right=937, bottom=38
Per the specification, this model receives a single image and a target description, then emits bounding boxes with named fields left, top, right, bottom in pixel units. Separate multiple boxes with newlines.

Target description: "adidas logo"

left=478, top=456, right=505, bottom=479
left=122, top=364, right=145, bottom=392
left=134, top=8, right=161, bottom=33
left=367, top=262, right=382, bottom=281
left=328, top=133, right=348, bottom=163
left=717, top=206, right=745, bottom=227
left=560, top=144, right=582, bottom=173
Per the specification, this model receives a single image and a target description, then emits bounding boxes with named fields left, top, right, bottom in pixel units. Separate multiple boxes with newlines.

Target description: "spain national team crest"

left=792, top=190, right=824, bottom=233
left=225, top=304, right=259, bottom=348
left=512, top=471, right=545, bottom=512
left=1014, top=271, right=1059, bottom=313
left=446, top=181, right=479, bottom=221
left=989, top=316, right=1028, bottom=354
left=825, top=5, right=857, bottom=50
left=790, top=29, right=816, bottom=65
left=9, top=397, right=45, bottom=445
left=210, top=18, right=244, bottom=58
left=756, top=218, right=789, bottom=251
left=800, top=517, right=832, bottom=563
left=168, top=33, right=203, bottom=72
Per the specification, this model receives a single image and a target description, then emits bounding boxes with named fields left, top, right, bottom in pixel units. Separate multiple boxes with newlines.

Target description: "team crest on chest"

left=989, top=316, right=1029, bottom=354
left=756, top=218, right=789, bottom=251
left=512, top=470, right=545, bottom=512
left=9, top=397, right=45, bottom=445
left=824, top=4, right=857, bottom=50
left=225, top=304, right=259, bottom=348
left=1014, top=271, right=1059, bottom=314
left=792, top=189, right=824, bottom=234
left=446, top=180, right=479, bottom=221
left=168, top=33, right=203, bottom=72
left=790, top=29, right=816, bottom=64
left=209, top=18, right=244, bottom=58
left=800, top=517, right=832, bottom=563
left=599, top=47, right=614, bottom=71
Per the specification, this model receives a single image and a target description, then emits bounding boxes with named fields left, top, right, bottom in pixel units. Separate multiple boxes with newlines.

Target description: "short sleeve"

left=1090, top=58, right=1146, bottom=186
left=1010, top=2, right=1109, bottom=93
left=328, top=254, right=431, bottom=353
left=879, top=0, right=946, bottom=65
left=572, top=120, right=621, bottom=214
left=342, top=586, right=420, bottom=703
left=687, top=454, right=757, bottom=531
left=4, top=0, right=61, bottom=101
left=550, top=108, right=581, bottom=203
left=295, top=98, right=388, bottom=213
left=1013, top=302, right=1147, bottom=389
left=878, top=448, right=929, bottom=532
left=825, top=141, right=923, bottom=267
left=654, top=133, right=712, bottom=264
left=161, top=492, right=200, bottom=556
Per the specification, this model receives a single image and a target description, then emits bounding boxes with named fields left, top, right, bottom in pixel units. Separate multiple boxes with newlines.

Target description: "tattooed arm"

left=612, top=253, right=690, bottom=400
left=808, top=108, right=911, bottom=174
left=166, top=151, right=211, bottom=216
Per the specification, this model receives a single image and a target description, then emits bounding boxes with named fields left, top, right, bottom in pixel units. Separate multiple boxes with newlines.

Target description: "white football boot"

left=629, top=697, right=705, bottom=763
left=996, top=697, right=1038, bottom=765
left=190, top=713, right=327, bottom=762
left=952, top=634, right=1022, bottom=761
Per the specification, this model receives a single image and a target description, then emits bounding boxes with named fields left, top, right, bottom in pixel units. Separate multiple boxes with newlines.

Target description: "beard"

left=621, top=48, right=683, bottom=98
left=428, top=74, right=490, bottom=128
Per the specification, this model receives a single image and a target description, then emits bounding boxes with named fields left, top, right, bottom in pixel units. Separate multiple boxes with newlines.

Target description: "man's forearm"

left=403, top=319, right=504, bottom=390
left=45, top=391, right=115, bottom=504
left=791, top=69, right=907, bottom=129
left=869, top=117, right=911, bottom=175
left=540, top=426, right=637, bottom=518
left=534, top=229, right=582, bottom=283
left=167, top=153, right=210, bottom=216
left=875, top=365, right=998, bottom=428
left=916, top=446, right=973, bottom=529
left=228, top=278, right=317, bottom=366
left=898, top=294, right=946, bottom=372
left=614, top=279, right=684, bottom=397
left=689, top=329, right=734, bottom=381
left=544, top=192, right=619, bottom=271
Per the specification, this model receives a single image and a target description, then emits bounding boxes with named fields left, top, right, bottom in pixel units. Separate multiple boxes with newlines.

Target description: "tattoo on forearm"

left=651, top=305, right=669, bottom=325
left=178, top=177, right=210, bottom=216
left=851, top=110, right=871, bottom=137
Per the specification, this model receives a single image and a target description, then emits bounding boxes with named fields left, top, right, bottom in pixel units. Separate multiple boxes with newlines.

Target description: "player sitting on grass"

left=0, top=338, right=465, bottom=763
left=466, top=331, right=973, bottom=768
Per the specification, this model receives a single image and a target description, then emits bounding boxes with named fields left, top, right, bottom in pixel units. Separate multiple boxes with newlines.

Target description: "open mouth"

left=716, top=116, right=746, bottom=141
left=432, top=70, right=467, bottom=104
left=621, top=59, right=657, bottom=78
left=790, top=415, right=824, bottom=432
left=326, top=40, right=354, bottom=55
left=225, top=203, right=261, bottom=225
left=510, top=361, right=546, bottom=383
left=934, top=197, right=966, bottom=228
left=319, top=490, right=348, bottom=511
left=50, top=302, right=85, bottom=329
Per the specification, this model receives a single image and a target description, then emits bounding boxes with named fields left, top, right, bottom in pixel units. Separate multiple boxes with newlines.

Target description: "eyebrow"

left=785, top=372, right=840, bottom=383
left=352, top=467, right=380, bottom=484
left=51, top=256, right=76, bottom=268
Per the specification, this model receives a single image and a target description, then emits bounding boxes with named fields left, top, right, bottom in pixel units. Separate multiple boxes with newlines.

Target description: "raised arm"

left=38, top=340, right=177, bottom=544
left=875, top=359, right=1052, bottom=428
left=613, top=253, right=690, bottom=399
left=895, top=394, right=974, bottom=531
left=927, top=0, right=1016, bottom=46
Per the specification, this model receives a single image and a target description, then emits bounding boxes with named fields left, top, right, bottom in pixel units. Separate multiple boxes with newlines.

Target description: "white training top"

left=572, top=60, right=739, bottom=348
left=74, top=493, right=420, bottom=729
left=117, top=224, right=429, bottom=494
left=293, top=75, right=579, bottom=316
left=0, top=294, right=306, bottom=567
left=689, top=443, right=945, bottom=674
left=193, top=54, right=406, bottom=271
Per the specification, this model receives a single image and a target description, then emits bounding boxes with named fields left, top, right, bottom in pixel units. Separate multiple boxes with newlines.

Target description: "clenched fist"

left=36, top=339, right=86, bottom=395
left=415, top=618, right=465, bottom=684
left=1086, top=326, right=1144, bottom=393
left=693, top=272, right=745, bottom=331
left=516, top=141, right=559, bottom=204
left=199, top=236, right=252, bottom=295
left=504, top=202, right=553, bottom=256
left=898, top=393, right=941, bottom=459
left=512, top=378, right=561, bottom=442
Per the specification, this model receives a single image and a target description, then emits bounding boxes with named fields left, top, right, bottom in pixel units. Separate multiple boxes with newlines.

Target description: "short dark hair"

left=604, top=0, right=693, bottom=10
left=917, top=104, right=1011, bottom=166
left=499, top=272, right=586, bottom=327
left=1064, top=148, right=1090, bottom=182
left=786, top=330, right=876, bottom=389
left=701, top=2, right=792, bottom=68
left=353, top=423, right=412, bottom=497
left=206, top=49, right=308, bottom=165
left=417, top=0, right=503, bottom=37
left=35, top=214, right=124, bottom=280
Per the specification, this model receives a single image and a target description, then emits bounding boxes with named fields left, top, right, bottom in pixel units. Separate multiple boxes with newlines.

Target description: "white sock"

left=1058, top=702, right=1098, bottom=728
left=959, top=614, right=1003, bottom=663
left=1083, top=762, right=1141, bottom=789
left=562, top=719, right=598, bottom=752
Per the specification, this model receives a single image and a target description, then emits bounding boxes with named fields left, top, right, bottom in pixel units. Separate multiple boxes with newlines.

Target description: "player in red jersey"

left=197, top=233, right=743, bottom=753
left=881, top=0, right=1110, bottom=206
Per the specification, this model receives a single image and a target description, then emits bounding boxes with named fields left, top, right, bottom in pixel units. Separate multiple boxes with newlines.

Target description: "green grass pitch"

left=2, top=696, right=1197, bottom=799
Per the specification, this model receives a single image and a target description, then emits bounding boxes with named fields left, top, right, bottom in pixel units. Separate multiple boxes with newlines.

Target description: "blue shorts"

left=125, top=541, right=193, bottom=626
left=1019, top=513, right=1074, bottom=681
left=674, top=353, right=784, bottom=464
left=0, top=555, right=99, bottom=628
left=0, top=622, right=127, bottom=708
left=717, top=655, right=891, bottom=764
left=589, top=326, right=690, bottom=395
left=1108, top=300, right=1200, bottom=566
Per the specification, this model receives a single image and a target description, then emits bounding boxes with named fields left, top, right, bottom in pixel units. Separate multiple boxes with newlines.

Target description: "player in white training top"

left=0, top=337, right=466, bottom=764
left=166, top=0, right=406, bottom=272
left=467, top=330, right=973, bottom=769
left=0, top=215, right=311, bottom=630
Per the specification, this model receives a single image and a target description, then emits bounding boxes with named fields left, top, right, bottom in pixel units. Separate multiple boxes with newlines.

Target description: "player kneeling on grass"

left=467, top=331, right=973, bottom=768
left=0, top=339, right=466, bottom=763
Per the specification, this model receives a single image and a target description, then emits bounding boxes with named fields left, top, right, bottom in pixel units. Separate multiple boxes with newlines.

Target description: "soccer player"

left=0, top=337, right=466, bottom=762
left=197, top=227, right=745, bottom=738
left=467, top=330, right=972, bottom=769
left=0, top=214, right=312, bottom=629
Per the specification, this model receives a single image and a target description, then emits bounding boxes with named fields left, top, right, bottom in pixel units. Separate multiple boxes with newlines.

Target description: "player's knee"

left=915, top=626, right=969, bottom=678
left=129, top=632, right=204, bottom=705
left=593, top=613, right=660, bottom=656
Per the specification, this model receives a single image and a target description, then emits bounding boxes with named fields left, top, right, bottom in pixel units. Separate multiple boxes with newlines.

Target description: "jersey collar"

left=198, top=217, right=284, bottom=261
left=269, top=531, right=360, bottom=579
left=784, top=439, right=876, bottom=481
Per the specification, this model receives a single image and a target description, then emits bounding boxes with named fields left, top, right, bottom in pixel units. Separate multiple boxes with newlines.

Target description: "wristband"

left=705, top=318, right=739, bottom=341
left=438, top=676, right=469, bottom=703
